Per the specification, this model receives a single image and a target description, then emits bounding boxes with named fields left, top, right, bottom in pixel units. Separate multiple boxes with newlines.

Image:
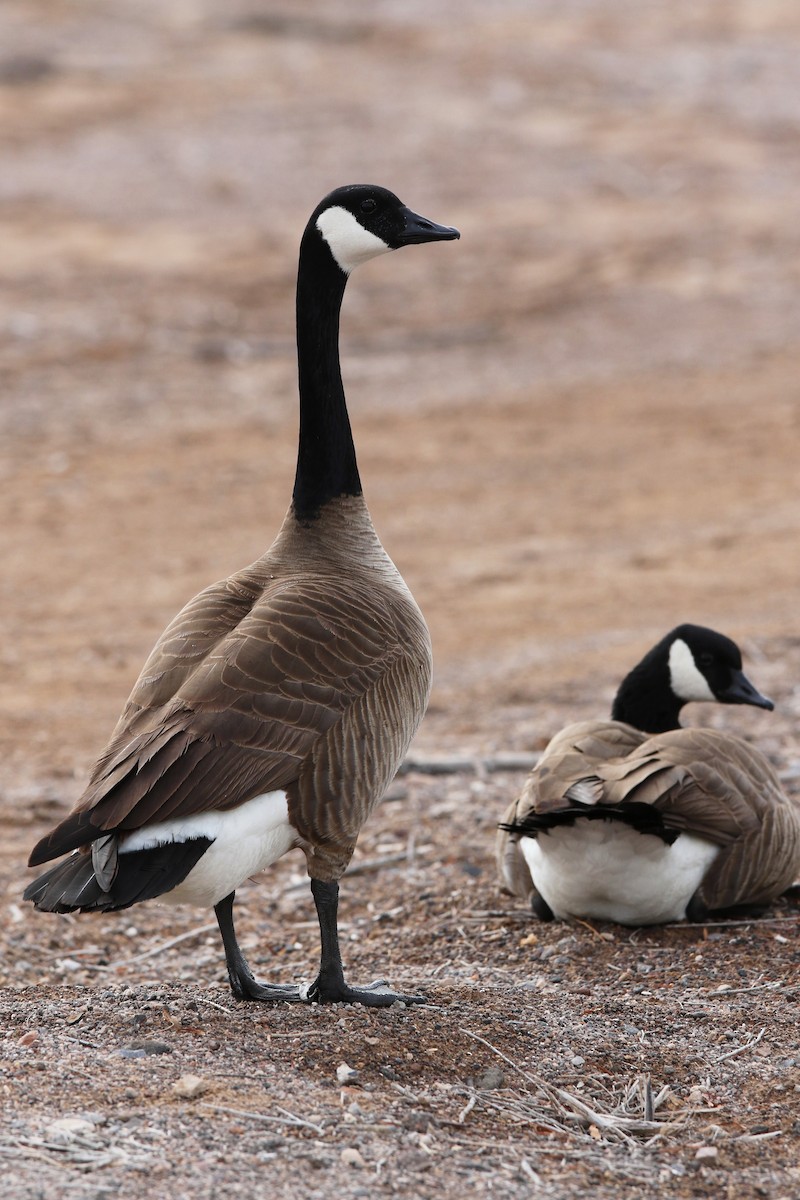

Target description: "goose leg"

left=306, top=879, right=425, bottom=1007
left=686, top=890, right=769, bottom=923
left=530, top=888, right=555, bottom=922
left=214, top=892, right=303, bottom=1003
left=685, top=891, right=709, bottom=923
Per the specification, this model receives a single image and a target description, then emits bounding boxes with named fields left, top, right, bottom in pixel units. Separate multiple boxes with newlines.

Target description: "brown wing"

left=639, top=729, right=800, bottom=908
left=696, top=792, right=800, bottom=909
left=30, top=567, right=430, bottom=867
left=608, top=729, right=773, bottom=843
left=532, top=721, right=649, bottom=813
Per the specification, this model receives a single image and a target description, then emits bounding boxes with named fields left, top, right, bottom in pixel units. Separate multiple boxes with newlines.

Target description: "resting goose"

left=497, top=625, right=800, bottom=925
left=24, top=184, right=459, bottom=1007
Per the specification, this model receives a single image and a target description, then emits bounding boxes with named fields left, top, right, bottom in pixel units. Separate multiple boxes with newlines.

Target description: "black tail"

left=500, top=802, right=680, bottom=846
left=23, top=838, right=212, bottom=914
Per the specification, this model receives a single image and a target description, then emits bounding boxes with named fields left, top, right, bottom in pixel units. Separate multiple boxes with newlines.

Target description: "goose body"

left=498, top=626, right=800, bottom=925
left=25, top=185, right=459, bottom=1006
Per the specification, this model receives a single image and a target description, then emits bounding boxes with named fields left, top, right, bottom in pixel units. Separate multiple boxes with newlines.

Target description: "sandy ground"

left=1, top=2, right=799, bottom=1197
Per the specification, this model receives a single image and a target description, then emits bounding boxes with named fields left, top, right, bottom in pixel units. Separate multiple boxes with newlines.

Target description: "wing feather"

left=30, top=566, right=430, bottom=867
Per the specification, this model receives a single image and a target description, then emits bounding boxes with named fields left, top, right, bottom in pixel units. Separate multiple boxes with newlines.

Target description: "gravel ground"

left=2, top=752, right=799, bottom=1199
left=1, top=2, right=800, bottom=1197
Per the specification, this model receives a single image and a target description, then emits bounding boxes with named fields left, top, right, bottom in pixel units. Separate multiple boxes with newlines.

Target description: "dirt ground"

left=1, top=2, right=799, bottom=1197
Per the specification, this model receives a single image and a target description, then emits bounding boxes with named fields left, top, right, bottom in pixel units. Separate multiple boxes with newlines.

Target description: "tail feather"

left=500, top=800, right=681, bottom=845
left=28, top=810, right=104, bottom=868
left=23, top=837, right=212, bottom=913
left=23, top=852, right=101, bottom=913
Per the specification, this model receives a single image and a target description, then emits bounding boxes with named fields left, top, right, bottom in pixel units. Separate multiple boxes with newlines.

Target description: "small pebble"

left=172, top=1074, right=207, bottom=1100
left=341, top=1147, right=366, bottom=1169
left=695, top=1146, right=718, bottom=1160
left=336, top=1063, right=359, bottom=1085
left=116, top=1040, right=172, bottom=1058
left=46, top=1117, right=95, bottom=1140
left=475, top=1066, right=505, bottom=1090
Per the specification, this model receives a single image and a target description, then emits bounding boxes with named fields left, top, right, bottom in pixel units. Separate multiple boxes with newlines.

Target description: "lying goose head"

left=612, top=623, right=773, bottom=734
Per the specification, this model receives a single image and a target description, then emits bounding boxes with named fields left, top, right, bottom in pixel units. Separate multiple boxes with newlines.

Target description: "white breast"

left=520, top=821, right=720, bottom=925
left=119, top=790, right=296, bottom=908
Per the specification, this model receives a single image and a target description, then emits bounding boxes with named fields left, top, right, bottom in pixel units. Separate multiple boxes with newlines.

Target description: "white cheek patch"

left=668, top=638, right=715, bottom=703
left=316, top=206, right=392, bottom=274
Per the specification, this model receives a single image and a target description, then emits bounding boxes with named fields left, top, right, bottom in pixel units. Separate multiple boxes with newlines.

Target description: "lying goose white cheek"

left=316, top=206, right=392, bottom=273
left=668, top=638, right=715, bottom=702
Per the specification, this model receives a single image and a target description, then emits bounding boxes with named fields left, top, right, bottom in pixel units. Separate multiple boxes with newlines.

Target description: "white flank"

left=521, top=823, right=719, bottom=925
left=119, top=790, right=296, bottom=908
left=316, top=206, right=392, bottom=273
left=668, top=638, right=715, bottom=703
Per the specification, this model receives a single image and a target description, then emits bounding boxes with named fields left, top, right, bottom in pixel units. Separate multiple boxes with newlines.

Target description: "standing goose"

left=497, top=625, right=800, bottom=925
left=24, top=184, right=459, bottom=1006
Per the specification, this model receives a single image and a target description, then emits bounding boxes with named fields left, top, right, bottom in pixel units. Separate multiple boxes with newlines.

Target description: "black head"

left=663, top=624, right=773, bottom=710
left=308, top=184, right=460, bottom=275
left=611, top=624, right=774, bottom=733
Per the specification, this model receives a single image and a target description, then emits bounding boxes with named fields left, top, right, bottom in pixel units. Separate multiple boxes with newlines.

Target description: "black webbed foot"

left=305, top=974, right=425, bottom=1007
left=215, top=892, right=304, bottom=1004
left=308, top=878, right=425, bottom=1007
left=214, top=885, right=426, bottom=1009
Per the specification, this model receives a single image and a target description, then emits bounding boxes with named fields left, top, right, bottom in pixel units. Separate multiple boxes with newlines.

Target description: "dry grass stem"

left=199, top=1102, right=325, bottom=1136
left=712, top=1027, right=766, bottom=1064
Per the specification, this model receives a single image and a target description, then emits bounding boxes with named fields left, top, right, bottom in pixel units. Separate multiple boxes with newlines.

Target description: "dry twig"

left=199, top=1102, right=325, bottom=1136
left=713, top=1027, right=766, bottom=1064
left=460, top=1029, right=697, bottom=1145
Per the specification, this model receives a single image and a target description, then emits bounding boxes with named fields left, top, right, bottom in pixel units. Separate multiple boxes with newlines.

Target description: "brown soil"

left=1, top=3, right=799, bottom=1198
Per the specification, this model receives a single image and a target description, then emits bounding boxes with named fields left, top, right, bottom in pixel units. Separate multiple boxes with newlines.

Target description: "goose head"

left=665, top=625, right=774, bottom=710
left=309, top=184, right=460, bottom=275
left=612, top=624, right=774, bottom=732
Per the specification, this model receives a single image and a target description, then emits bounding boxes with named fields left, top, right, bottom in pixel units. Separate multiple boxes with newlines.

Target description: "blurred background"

left=2, top=0, right=800, bottom=799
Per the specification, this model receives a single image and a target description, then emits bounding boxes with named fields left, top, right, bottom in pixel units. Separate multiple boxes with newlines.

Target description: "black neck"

left=611, top=658, right=683, bottom=733
left=291, top=232, right=362, bottom=522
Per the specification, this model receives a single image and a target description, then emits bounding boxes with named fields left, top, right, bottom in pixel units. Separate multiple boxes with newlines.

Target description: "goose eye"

left=698, top=653, right=714, bottom=668
left=360, top=198, right=377, bottom=214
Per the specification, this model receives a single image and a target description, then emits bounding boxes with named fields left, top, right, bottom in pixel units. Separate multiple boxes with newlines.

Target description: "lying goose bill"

left=715, top=667, right=774, bottom=710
